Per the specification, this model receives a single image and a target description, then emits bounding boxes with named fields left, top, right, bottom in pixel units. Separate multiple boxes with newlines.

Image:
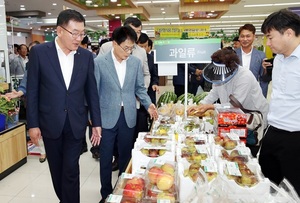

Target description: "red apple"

left=148, top=166, right=164, bottom=184
left=123, top=183, right=143, bottom=200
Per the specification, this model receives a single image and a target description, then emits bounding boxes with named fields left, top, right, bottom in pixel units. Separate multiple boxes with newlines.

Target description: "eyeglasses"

left=60, top=26, right=86, bottom=39
left=117, top=43, right=135, bottom=53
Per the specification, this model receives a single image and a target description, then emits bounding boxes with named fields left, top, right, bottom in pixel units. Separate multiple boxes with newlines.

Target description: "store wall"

left=0, top=0, right=10, bottom=82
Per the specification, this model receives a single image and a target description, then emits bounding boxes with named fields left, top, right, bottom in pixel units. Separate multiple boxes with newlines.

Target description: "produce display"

left=106, top=97, right=298, bottom=203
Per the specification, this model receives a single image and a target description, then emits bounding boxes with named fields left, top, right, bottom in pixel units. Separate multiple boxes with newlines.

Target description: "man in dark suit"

left=26, top=10, right=101, bottom=203
left=94, top=25, right=158, bottom=203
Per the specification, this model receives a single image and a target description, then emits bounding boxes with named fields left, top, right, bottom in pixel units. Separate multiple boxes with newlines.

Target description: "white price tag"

left=201, top=159, right=217, bottom=173
left=106, top=194, right=122, bottom=203
left=230, top=129, right=246, bottom=138
left=195, top=145, right=208, bottom=154
left=154, top=159, right=165, bottom=165
left=158, top=199, right=171, bottom=203
left=122, top=173, right=134, bottom=179
left=226, top=162, right=242, bottom=176
left=227, top=132, right=240, bottom=141
left=237, top=147, right=250, bottom=156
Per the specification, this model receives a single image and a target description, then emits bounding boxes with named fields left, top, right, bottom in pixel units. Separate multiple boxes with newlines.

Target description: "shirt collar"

left=111, top=47, right=130, bottom=63
left=55, top=37, right=77, bottom=56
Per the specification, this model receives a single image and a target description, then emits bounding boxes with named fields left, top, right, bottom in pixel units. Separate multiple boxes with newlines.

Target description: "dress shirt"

left=55, top=37, right=76, bottom=89
left=241, top=47, right=253, bottom=69
left=267, top=44, right=300, bottom=131
left=111, top=48, right=127, bottom=88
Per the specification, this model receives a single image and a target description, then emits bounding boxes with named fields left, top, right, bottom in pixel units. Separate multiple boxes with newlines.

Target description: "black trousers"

left=259, top=125, right=300, bottom=196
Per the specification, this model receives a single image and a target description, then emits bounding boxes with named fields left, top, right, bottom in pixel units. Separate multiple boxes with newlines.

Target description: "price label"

left=236, top=146, right=250, bottom=156
left=226, top=162, right=242, bottom=176
left=154, top=159, right=165, bottom=165
left=106, top=194, right=122, bottom=203
left=122, top=173, right=134, bottom=179
left=201, top=159, right=217, bottom=172
left=226, top=132, right=240, bottom=141
left=230, top=129, right=246, bottom=138
left=195, top=145, right=208, bottom=154
left=158, top=200, right=171, bottom=203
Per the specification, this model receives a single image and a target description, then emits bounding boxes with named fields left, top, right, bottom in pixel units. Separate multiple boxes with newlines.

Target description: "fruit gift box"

left=177, top=133, right=208, bottom=146
left=214, top=107, right=247, bottom=126
left=218, top=159, right=271, bottom=201
left=131, top=141, right=175, bottom=174
left=136, top=131, right=175, bottom=146
left=144, top=159, right=178, bottom=203
left=176, top=142, right=211, bottom=165
left=177, top=157, right=217, bottom=202
left=111, top=173, right=146, bottom=202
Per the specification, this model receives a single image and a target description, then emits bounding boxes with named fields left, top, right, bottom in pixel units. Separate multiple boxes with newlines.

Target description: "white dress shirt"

left=55, top=38, right=76, bottom=89
left=267, top=44, right=300, bottom=131
left=241, top=47, right=253, bottom=70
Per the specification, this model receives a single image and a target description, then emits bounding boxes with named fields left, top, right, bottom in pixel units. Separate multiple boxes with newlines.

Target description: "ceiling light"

left=20, top=8, right=26, bottom=11
left=194, top=0, right=199, bottom=2
left=48, top=13, right=52, bottom=15
left=244, top=3, right=300, bottom=7
left=111, top=0, right=117, bottom=2
left=117, top=4, right=121, bottom=6
left=115, top=16, right=120, bottom=19
left=52, top=3, right=57, bottom=6
left=20, top=5, right=25, bottom=7
left=161, top=8, right=164, bottom=11
left=94, top=4, right=99, bottom=7
left=83, top=14, right=87, bottom=17
left=86, top=0, right=92, bottom=3
left=162, top=11, right=166, bottom=14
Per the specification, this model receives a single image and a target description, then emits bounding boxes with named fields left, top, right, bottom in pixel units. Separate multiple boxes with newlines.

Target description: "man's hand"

left=148, top=103, right=158, bottom=120
left=28, top=127, right=42, bottom=146
left=152, top=85, right=160, bottom=94
left=5, top=90, right=23, bottom=99
left=90, top=127, right=102, bottom=146
left=187, top=104, right=214, bottom=117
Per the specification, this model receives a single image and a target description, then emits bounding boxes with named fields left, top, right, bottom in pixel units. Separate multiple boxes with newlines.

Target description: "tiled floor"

left=0, top=134, right=119, bottom=203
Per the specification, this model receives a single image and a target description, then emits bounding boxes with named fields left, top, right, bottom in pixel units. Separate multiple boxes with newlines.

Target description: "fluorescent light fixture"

left=221, top=14, right=269, bottom=18
left=136, top=0, right=179, bottom=3
left=52, top=3, right=57, bottom=6
left=20, top=5, right=25, bottom=7
left=86, top=0, right=92, bottom=3
left=136, top=1, right=151, bottom=4
left=150, top=17, right=179, bottom=20
left=111, top=0, right=117, bottom=2
left=20, top=8, right=26, bottom=11
left=244, top=2, right=300, bottom=7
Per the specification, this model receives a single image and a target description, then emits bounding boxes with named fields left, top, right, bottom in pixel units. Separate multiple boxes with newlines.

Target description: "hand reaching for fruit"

left=187, top=104, right=214, bottom=117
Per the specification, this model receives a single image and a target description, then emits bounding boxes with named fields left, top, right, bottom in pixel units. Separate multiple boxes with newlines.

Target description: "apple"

left=160, top=138, right=167, bottom=144
left=148, top=166, right=164, bottom=184
left=185, top=137, right=195, bottom=146
left=206, top=172, right=218, bottom=182
left=156, top=173, right=175, bottom=190
left=126, top=177, right=145, bottom=186
left=239, top=175, right=258, bottom=187
left=230, top=149, right=240, bottom=157
left=231, top=156, right=247, bottom=164
left=221, top=149, right=230, bottom=160
left=123, top=183, right=143, bottom=200
left=240, top=168, right=254, bottom=176
left=149, top=149, right=159, bottom=157
left=151, top=138, right=160, bottom=145
left=238, top=163, right=248, bottom=170
left=147, top=187, right=158, bottom=198
left=161, top=163, right=175, bottom=176
left=141, top=148, right=149, bottom=156
left=214, top=136, right=224, bottom=146
left=158, top=149, right=166, bottom=156
left=144, top=137, right=151, bottom=143
left=223, top=140, right=237, bottom=150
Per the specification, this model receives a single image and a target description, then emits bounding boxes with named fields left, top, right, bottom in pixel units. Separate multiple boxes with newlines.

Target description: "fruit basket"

left=144, top=159, right=178, bottom=203
left=131, top=142, right=175, bottom=174
left=112, top=173, right=146, bottom=202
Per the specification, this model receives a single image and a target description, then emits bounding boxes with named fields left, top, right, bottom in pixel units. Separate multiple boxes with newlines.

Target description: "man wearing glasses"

left=94, top=25, right=158, bottom=203
left=26, top=9, right=101, bottom=203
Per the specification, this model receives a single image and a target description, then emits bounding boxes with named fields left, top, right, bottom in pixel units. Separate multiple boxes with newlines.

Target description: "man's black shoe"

left=99, top=199, right=105, bottom=203
left=92, top=151, right=100, bottom=159
left=112, top=158, right=119, bottom=171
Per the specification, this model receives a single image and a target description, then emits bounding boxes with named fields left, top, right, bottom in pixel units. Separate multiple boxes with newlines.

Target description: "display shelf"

left=0, top=122, right=27, bottom=180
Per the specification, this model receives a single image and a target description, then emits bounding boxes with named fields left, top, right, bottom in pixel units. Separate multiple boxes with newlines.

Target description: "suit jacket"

left=94, top=51, right=152, bottom=129
left=10, top=55, right=27, bottom=76
left=98, top=41, right=150, bottom=88
left=26, top=41, right=101, bottom=139
left=235, top=48, right=269, bottom=97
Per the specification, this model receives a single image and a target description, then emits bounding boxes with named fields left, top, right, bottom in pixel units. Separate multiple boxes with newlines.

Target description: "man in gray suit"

left=10, top=44, right=28, bottom=76
left=94, top=25, right=158, bottom=203
left=235, top=24, right=270, bottom=97
left=98, top=17, right=150, bottom=171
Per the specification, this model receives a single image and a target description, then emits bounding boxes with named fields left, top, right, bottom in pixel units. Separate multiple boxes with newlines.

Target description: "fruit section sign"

left=154, top=38, right=221, bottom=63
left=154, top=25, right=210, bottom=39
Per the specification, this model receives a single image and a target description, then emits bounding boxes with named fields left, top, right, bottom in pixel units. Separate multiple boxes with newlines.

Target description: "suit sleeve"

left=142, top=49, right=151, bottom=88
left=26, top=46, right=40, bottom=128
left=85, top=53, right=101, bottom=127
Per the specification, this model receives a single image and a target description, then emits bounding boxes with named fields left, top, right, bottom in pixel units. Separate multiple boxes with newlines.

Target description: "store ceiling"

left=4, top=0, right=300, bottom=37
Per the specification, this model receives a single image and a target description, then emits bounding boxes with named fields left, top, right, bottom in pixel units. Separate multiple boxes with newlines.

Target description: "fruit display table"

left=0, top=122, right=27, bottom=180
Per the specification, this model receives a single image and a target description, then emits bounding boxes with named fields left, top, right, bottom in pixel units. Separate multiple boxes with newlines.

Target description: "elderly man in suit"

left=26, top=9, right=101, bottom=203
left=10, top=44, right=28, bottom=76
left=94, top=25, right=158, bottom=203
left=235, top=24, right=270, bottom=97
